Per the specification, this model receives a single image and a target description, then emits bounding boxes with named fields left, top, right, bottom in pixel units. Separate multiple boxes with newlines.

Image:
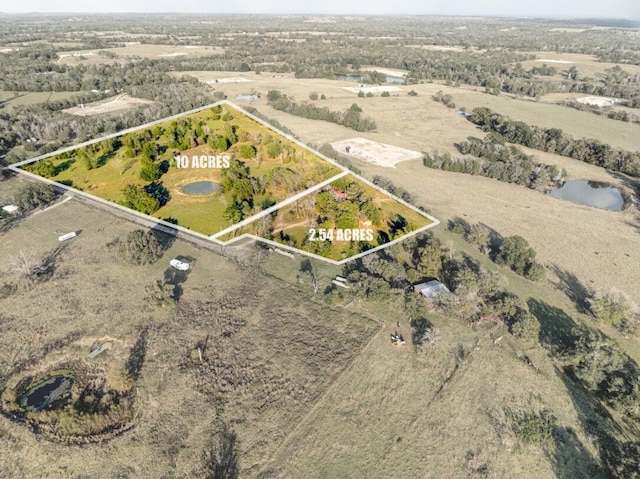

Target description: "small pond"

left=336, top=74, right=364, bottom=82
left=181, top=181, right=221, bottom=195
left=19, top=375, right=74, bottom=412
left=549, top=180, right=624, bottom=211
left=235, top=94, right=259, bottom=100
left=386, top=76, right=405, bottom=84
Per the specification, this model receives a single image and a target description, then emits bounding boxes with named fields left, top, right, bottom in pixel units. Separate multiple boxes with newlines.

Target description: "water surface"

left=549, top=180, right=624, bottom=211
left=181, top=181, right=220, bottom=195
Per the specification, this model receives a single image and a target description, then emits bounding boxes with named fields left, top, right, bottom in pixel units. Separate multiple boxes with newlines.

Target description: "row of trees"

left=267, top=90, right=376, bottom=132
left=470, top=107, right=640, bottom=177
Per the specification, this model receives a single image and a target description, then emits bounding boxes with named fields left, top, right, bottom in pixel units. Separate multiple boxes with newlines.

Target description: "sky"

left=2, top=0, right=638, bottom=19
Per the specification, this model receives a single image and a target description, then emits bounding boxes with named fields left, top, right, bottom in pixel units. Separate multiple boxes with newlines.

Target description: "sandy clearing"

left=331, top=137, right=422, bottom=168
left=577, top=96, right=623, bottom=107
left=343, top=85, right=403, bottom=93
left=535, top=59, right=574, bottom=64
left=206, top=77, right=251, bottom=84
left=361, top=66, right=408, bottom=77
left=61, top=93, right=153, bottom=116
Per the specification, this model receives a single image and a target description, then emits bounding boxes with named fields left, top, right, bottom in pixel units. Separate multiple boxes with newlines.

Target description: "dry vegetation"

left=0, top=186, right=378, bottom=477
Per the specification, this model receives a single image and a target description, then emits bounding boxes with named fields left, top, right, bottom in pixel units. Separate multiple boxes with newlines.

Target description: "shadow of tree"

left=527, top=299, right=585, bottom=355
left=125, top=327, right=149, bottom=382
left=203, top=424, right=239, bottom=479
left=549, top=264, right=593, bottom=313
left=447, top=215, right=471, bottom=235
left=151, top=222, right=178, bottom=252
left=163, top=261, right=192, bottom=302
left=546, top=402, right=605, bottom=478
left=552, top=364, right=631, bottom=479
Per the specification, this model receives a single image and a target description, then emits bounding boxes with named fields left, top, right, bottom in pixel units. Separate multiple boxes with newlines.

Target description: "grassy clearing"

left=0, top=91, right=89, bottom=109
left=56, top=44, right=224, bottom=65
left=449, top=91, right=640, bottom=151
left=24, top=103, right=342, bottom=235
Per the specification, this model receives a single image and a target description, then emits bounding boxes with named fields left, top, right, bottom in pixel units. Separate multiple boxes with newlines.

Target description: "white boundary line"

left=9, top=100, right=440, bottom=264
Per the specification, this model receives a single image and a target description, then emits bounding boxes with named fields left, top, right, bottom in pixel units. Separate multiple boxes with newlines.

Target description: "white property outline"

left=10, top=100, right=440, bottom=265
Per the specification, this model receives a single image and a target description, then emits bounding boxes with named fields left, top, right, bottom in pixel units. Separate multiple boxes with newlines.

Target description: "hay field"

left=0, top=189, right=378, bottom=478
left=518, top=51, right=640, bottom=78
left=176, top=71, right=480, bottom=154
left=260, top=309, right=599, bottom=479
left=0, top=91, right=89, bottom=109
left=61, top=93, right=153, bottom=116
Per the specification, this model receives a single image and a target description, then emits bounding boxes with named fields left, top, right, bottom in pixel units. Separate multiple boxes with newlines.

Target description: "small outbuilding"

left=2, top=205, right=19, bottom=214
left=414, top=280, right=450, bottom=302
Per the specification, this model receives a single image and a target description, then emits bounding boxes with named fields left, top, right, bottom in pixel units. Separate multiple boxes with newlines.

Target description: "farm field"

left=0, top=190, right=379, bottom=477
left=448, top=91, right=640, bottom=151
left=518, top=51, right=640, bottom=78
left=0, top=90, right=90, bottom=110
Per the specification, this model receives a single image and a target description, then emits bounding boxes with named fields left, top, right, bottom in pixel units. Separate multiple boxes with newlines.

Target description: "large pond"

left=19, top=375, right=74, bottom=412
left=181, top=181, right=221, bottom=195
left=549, top=180, right=624, bottom=211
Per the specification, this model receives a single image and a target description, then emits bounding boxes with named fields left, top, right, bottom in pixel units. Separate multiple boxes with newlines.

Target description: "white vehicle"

left=170, top=258, right=190, bottom=271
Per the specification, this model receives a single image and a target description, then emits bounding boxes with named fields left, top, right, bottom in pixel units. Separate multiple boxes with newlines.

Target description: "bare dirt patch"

left=576, top=96, right=623, bottom=107
left=61, top=94, right=153, bottom=116
left=331, top=137, right=422, bottom=168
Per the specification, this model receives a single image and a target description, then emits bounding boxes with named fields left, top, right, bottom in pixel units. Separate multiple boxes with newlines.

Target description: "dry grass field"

left=518, top=51, right=640, bottom=78
left=0, top=184, right=379, bottom=478
left=447, top=91, right=640, bottom=152
left=0, top=91, right=89, bottom=110
left=56, top=44, right=224, bottom=65
left=258, top=310, right=599, bottom=479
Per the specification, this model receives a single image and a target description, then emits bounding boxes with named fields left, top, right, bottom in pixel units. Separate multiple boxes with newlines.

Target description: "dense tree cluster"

left=114, top=229, right=164, bottom=265
left=13, top=182, right=58, bottom=212
left=424, top=137, right=562, bottom=192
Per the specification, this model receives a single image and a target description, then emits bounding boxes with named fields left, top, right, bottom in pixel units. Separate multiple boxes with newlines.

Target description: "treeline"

left=424, top=136, right=563, bottom=192
left=470, top=107, right=640, bottom=177
left=266, top=90, right=376, bottom=132
left=560, top=100, right=639, bottom=124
